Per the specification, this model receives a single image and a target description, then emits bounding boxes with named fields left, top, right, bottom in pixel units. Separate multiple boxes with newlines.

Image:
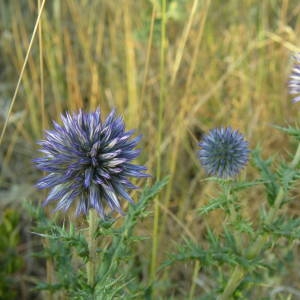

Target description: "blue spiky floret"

left=288, top=53, right=300, bottom=103
left=34, top=108, right=149, bottom=217
left=198, top=127, right=249, bottom=178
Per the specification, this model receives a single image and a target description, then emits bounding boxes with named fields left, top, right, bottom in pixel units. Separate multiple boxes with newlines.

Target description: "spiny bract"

left=34, top=108, right=149, bottom=217
left=198, top=127, right=249, bottom=178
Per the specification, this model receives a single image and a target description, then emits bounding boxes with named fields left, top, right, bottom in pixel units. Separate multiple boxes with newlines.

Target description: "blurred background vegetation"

left=0, top=0, right=300, bottom=298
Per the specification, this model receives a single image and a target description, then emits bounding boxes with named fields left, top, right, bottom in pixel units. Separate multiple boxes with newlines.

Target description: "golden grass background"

left=1, top=0, right=300, bottom=298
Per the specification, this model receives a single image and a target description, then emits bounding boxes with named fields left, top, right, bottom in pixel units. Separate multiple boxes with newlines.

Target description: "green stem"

left=188, top=260, right=201, bottom=300
left=225, top=181, right=242, bottom=250
left=150, top=0, right=167, bottom=284
left=217, top=266, right=245, bottom=300
left=219, top=142, right=300, bottom=299
left=87, top=209, right=98, bottom=288
left=224, top=181, right=235, bottom=218
left=249, top=142, right=300, bottom=258
left=290, top=142, right=300, bottom=168
left=216, top=182, right=245, bottom=300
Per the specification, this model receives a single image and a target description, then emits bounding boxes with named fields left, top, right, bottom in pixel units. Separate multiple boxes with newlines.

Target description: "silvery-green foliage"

left=165, top=126, right=300, bottom=298
left=31, top=179, right=168, bottom=299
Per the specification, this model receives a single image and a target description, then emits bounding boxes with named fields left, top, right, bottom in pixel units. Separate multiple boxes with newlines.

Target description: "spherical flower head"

left=288, top=52, right=300, bottom=103
left=198, top=127, right=249, bottom=178
left=34, top=108, right=149, bottom=218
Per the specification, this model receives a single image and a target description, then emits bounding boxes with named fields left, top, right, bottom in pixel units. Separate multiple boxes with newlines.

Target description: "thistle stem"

left=188, top=260, right=201, bottom=300
left=216, top=182, right=245, bottom=300
left=43, top=239, right=54, bottom=300
left=87, top=209, right=98, bottom=288
left=219, top=142, right=300, bottom=299
left=151, top=0, right=167, bottom=285
left=225, top=182, right=242, bottom=250
left=217, top=266, right=245, bottom=300
left=290, top=141, right=300, bottom=168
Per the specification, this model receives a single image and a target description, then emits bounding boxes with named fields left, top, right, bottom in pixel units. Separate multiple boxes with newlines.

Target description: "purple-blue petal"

left=34, top=108, right=149, bottom=218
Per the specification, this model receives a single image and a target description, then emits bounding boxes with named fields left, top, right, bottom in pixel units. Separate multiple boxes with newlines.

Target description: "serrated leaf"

left=251, top=147, right=279, bottom=205
left=230, top=179, right=264, bottom=192
left=264, top=217, right=300, bottom=239
left=277, top=162, right=300, bottom=192
left=273, top=124, right=300, bottom=141
left=138, top=177, right=169, bottom=204
left=198, top=195, right=228, bottom=215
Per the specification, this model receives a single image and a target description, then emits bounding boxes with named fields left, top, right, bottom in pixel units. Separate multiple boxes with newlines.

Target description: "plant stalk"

left=151, top=0, right=167, bottom=284
left=188, top=260, right=201, bottom=300
left=87, top=209, right=98, bottom=288
left=219, top=142, right=300, bottom=299
left=217, top=266, right=245, bottom=300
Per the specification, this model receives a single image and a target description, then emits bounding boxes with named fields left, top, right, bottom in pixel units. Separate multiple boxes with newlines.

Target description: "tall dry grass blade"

left=3, top=116, right=25, bottom=165
left=89, top=7, right=105, bottom=110
left=162, top=0, right=211, bottom=228
left=37, top=2, right=53, bottom=300
left=64, top=30, right=83, bottom=110
left=279, top=0, right=289, bottom=27
left=151, top=0, right=167, bottom=285
left=266, top=32, right=299, bottom=52
left=107, top=6, right=127, bottom=110
left=40, top=13, right=63, bottom=117
left=38, top=0, right=45, bottom=130
left=124, top=1, right=139, bottom=127
left=66, top=0, right=92, bottom=66
left=12, top=2, right=40, bottom=138
left=171, top=0, right=200, bottom=85
left=140, top=5, right=156, bottom=105
left=188, top=260, right=201, bottom=300
left=89, top=64, right=100, bottom=110
left=0, top=0, right=46, bottom=146
left=186, top=39, right=262, bottom=122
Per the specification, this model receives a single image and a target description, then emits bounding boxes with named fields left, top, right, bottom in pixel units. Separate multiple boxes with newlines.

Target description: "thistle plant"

left=34, top=108, right=148, bottom=217
left=30, top=178, right=168, bottom=299
left=164, top=55, right=300, bottom=299
left=198, top=127, right=249, bottom=178
left=33, top=108, right=164, bottom=298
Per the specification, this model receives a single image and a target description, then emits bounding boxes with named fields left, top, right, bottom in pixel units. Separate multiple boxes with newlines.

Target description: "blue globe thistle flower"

left=34, top=108, right=149, bottom=217
left=198, top=127, right=249, bottom=178
left=288, top=53, right=300, bottom=103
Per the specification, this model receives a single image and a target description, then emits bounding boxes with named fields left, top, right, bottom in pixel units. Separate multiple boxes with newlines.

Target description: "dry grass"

left=1, top=0, right=300, bottom=298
